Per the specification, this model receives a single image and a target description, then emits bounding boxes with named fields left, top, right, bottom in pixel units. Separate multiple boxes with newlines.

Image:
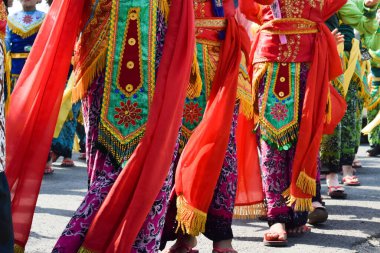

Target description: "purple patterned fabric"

left=53, top=8, right=171, bottom=253
left=53, top=75, right=178, bottom=252
left=161, top=104, right=239, bottom=246
left=204, top=104, right=239, bottom=242
left=258, top=63, right=310, bottom=229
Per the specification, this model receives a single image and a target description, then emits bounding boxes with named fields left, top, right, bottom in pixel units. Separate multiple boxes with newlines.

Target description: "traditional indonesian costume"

left=363, top=17, right=380, bottom=149
left=5, top=0, right=194, bottom=252
left=161, top=0, right=265, bottom=244
left=5, top=9, right=45, bottom=97
left=320, top=0, right=378, bottom=175
left=251, top=0, right=347, bottom=227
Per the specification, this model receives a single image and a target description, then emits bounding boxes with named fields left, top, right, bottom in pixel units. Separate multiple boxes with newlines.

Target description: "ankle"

left=326, top=173, right=339, bottom=187
left=342, top=165, right=353, bottom=177
left=177, top=234, right=197, bottom=248
left=213, top=239, right=233, bottom=249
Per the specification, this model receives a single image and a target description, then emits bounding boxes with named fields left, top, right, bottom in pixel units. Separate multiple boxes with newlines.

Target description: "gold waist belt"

left=11, top=52, right=29, bottom=59
left=195, top=18, right=226, bottom=29
left=260, top=18, right=318, bottom=35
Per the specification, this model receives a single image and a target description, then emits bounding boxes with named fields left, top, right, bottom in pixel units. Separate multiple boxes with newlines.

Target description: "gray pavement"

left=26, top=145, right=380, bottom=252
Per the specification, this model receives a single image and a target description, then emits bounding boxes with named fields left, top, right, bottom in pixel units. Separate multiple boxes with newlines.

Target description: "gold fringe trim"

left=237, top=52, right=253, bottom=119
left=186, top=50, right=203, bottom=99
left=233, top=202, right=267, bottom=219
left=77, top=246, right=95, bottom=253
left=158, top=0, right=170, bottom=22
left=7, top=20, right=43, bottom=39
left=14, top=244, right=25, bottom=253
left=4, top=49, right=11, bottom=114
left=247, top=62, right=268, bottom=120
left=326, top=88, right=332, bottom=124
left=285, top=195, right=314, bottom=212
left=176, top=195, right=207, bottom=236
left=296, top=171, right=316, bottom=196
left=282, top=187, right=290, bottom=199
left=72, top=48, right=107, bottom=103
left=260, top=122, right=299, bottom=149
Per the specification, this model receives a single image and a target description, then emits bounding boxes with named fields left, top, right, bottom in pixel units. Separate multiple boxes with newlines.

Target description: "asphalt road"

left=26, top=145, right=380, bottom=253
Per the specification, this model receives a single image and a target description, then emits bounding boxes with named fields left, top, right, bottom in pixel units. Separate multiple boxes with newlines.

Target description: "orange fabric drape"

left=285, top=23, right=344, bottom=210
left=175, top=17, right=243, bottom=235
left=234, top=112, right=265, bottom=215
left=5, top=0, right=88, bottom=248
left=79, top=1, right=195, bottom=252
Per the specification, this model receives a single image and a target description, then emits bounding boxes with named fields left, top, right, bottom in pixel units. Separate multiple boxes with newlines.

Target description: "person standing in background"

left=0, top=1, right=13, bottom=252
left=364, top=8, right=380, bottom=156
left=4, top=0, right=45, bottom=100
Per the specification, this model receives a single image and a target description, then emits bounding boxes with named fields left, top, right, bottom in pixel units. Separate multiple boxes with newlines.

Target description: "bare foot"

left=266, top=223, right=287, bottom=241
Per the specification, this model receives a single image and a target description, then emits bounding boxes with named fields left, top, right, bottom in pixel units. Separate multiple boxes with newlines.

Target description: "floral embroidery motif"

left=114, top=100, right=142, bottom=127
left=23, top=15, right=33, bottom=24
left=270, top=102, right=288, bottom=122
left=183, top=102, right=202, bottom=124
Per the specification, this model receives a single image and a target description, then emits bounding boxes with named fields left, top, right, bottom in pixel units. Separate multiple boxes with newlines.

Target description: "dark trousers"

left=0, top=172, right=14, bottom=253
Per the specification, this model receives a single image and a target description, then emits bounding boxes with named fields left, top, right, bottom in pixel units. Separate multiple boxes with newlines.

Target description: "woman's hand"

left=332, top=28, right=344, bottom=45
left=364, top=0, right=379, bottom=8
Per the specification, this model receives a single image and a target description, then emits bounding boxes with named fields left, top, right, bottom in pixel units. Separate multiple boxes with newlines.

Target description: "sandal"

left=164, top=243, right=199, bottom=253
left=61, top=158, right=75, bottom=167
left=341, top=175, right=360, bottom=186
left=327, top=186, right=347, bottom=199
left=44, top=164, right=54, bottom=175
left=212, top=247, right=238, bottom=253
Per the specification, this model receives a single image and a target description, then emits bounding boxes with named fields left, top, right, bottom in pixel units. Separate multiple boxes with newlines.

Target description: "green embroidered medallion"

left=259, top=62, right=300, bottom=150
left=179, top=42, right=216, bottom=151
left=98, top=0, right=158, bottom=165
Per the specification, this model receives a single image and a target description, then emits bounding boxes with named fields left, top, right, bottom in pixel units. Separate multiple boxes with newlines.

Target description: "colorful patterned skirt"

left=52, top=74, right=178, bottom=253
left=257, top=62, right=309, bottom=228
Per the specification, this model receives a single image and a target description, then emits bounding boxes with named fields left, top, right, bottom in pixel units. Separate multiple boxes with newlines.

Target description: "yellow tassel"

left=326, top=87, right=332, bottom=124
left=186, top=50, right=202, bottom=99
left=176, top=195, right=207, bottom=236
left=14, top=244, right=25, bottom=253
left=237, top=52, right=253, bottom=119
left=233, top=202, right=267, bottom=219
left=72, top=48, right=107, bottom=103
left=4, top=49, right=11, bottom=114
left=296, top=171, right=316, bottom=196
left=285, top=195, right=314, bottom=212
left=158, top=0, right=170, bottom=22
left=7, top=19, right=43, bottom=39
left=77, top=246, right=95, bottom=253
left=248, top=62, right=270, bottom=119
left=282, top=187, right=290, bottom=199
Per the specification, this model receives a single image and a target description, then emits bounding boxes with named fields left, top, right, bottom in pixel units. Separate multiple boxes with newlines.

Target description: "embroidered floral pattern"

left=114, top=100, right=142, bottom=127
left=183, top=102, right=202, bottom=124
left=23, top=15, right=33, bottom=24
left=270, top=102, right=288, bottom=121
